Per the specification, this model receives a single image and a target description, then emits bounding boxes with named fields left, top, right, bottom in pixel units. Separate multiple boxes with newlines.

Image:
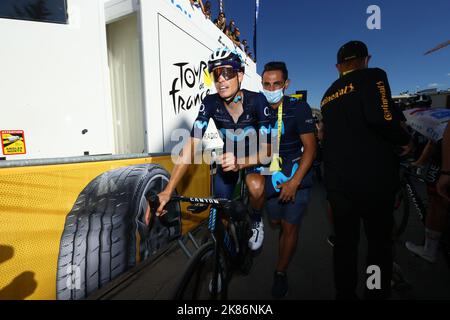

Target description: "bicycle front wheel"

left=172, top=241, right=228, bottom=300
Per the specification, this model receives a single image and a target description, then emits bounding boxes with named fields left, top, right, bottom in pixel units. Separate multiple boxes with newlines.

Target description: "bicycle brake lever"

left=147, top=193, right=179, bottom=228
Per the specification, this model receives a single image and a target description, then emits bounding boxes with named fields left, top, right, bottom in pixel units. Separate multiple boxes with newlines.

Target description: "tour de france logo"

left=169, top=60, right=212, bottom=116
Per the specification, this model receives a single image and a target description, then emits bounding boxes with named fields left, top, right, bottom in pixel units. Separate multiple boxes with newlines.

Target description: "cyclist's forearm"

left=165, top=162, right=190, bottom=194
left=291, top=135, right=316, bottom=185
left=292, top=153, right=315, bottom=185
left=165, top=137, right=200, bottom=193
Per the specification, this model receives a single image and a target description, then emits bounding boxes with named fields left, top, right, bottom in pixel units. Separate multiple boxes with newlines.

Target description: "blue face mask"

left=263, top=89, right=284, bottom=104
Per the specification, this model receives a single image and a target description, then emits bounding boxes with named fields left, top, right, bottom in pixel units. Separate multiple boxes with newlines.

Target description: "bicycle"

left=148, top=193, right=253, bottom=300
left=392, top=162, right=428, bottom=238
left=391, top=162, right=430, bottom=292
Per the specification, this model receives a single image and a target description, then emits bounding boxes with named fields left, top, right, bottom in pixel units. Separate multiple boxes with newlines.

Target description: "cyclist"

left=320, top=41, right=412, bottom=300
left=406, top=121, right=449, bottom=263
left=157, top=48, right=271, bottom=250
left=261, top=61, right=316, bottom=298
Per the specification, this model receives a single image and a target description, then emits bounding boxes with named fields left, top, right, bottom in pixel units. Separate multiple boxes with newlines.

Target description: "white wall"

left=0, top=0, right=262, bottom=159
left=140, top=0, right=261, bottom=153
left=0, top=0, right=113, bottom=159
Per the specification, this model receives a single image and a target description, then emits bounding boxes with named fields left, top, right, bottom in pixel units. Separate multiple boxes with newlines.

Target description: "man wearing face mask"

left=157, top=48, right=271, bottom=251
left=320, top=41, right=412, bottom=300
left=262, top=62, right=317, bottom=298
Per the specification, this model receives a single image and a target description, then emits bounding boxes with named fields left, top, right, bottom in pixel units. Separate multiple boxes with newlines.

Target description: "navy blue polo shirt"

left=267, top=96, right=315, bottom=160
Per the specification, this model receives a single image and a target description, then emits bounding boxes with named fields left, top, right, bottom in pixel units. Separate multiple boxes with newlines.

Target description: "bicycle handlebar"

left=148, top=193, right=247, bottom=221
left=399, top=162, right=426, bottom=182
left=148, top=194, right=232, bottom=210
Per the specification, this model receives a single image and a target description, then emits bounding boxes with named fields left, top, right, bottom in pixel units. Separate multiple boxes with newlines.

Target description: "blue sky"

left=210, top=0, right=450, bottom=108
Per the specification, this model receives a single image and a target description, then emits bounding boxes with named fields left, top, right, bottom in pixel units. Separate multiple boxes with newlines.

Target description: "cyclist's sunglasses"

left=212, top=67, right=239, bottom=82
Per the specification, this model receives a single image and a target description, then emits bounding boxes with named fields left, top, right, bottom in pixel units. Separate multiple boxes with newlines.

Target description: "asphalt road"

left=99, top=179, right=450, bottom=300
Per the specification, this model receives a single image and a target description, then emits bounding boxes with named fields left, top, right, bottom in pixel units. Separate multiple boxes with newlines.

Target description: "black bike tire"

left=172, top=241, right=228, bottom=300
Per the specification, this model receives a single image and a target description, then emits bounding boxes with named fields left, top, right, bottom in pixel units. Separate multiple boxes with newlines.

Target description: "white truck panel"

left=0, top=0, right=262, bottom=160
left=0, top=0, right=113, bottom=160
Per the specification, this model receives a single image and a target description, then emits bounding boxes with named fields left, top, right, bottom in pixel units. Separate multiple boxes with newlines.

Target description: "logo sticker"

left=1, top=130, right=26, bottom=155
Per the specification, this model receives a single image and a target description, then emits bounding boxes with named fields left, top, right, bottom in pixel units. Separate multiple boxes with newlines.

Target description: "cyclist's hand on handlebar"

left=221, top=153, right=239, bottom=172
left=156, top=191, right=171, bottom=216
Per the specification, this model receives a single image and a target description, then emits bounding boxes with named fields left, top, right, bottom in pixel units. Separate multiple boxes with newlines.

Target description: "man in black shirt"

left=320, top=41, right=411, bottom=300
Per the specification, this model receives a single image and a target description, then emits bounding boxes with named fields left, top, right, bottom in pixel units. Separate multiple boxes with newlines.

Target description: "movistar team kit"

left=190, top=89, right=271, bottom=199
left=264, top=96, right=315, bottom=225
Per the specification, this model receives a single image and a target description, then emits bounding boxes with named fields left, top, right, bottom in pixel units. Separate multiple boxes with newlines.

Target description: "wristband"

left=441, top=170, right=450, bottom=176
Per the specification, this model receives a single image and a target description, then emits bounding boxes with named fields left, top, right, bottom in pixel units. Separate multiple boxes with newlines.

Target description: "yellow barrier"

left=0, top=156, right=210, bottom=300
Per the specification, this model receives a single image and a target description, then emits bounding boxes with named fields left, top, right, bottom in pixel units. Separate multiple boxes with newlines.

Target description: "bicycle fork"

left=208, top=207, right=229, bottom=299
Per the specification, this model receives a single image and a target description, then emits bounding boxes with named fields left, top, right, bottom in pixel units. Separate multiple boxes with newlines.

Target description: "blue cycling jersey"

left=265, top=96, right=315, bottom=198
left=267, top=96, right=315, bottom=159
left=191, top=89, right=271, bottom=158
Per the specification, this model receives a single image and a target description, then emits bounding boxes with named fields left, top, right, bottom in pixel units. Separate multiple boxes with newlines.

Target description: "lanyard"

left=276, top=102, right=283, bottom=148
left=269, top=102, right=283, bottom=172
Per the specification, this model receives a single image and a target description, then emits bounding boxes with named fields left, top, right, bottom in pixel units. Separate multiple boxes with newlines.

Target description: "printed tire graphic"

left=56, top=164, right=181, bottom=300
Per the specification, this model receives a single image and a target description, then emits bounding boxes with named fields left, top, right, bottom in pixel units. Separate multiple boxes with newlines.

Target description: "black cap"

left=337, top=41, right=369, bottom=64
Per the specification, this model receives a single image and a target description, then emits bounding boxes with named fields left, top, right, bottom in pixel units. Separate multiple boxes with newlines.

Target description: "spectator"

left=232, top=27, right=242, bottom=48
left=320, top=40, right=411, bottom=300
left=190, top=0, right=204, bottom=12
left=225, top=19, right=236, bottom=38
left=203, top=1, right=211, bottom=19
left=214, top=11, right=226, bottom=32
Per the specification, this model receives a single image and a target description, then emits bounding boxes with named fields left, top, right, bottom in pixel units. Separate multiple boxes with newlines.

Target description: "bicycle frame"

left=148, top=194, right=246, bottom=299
left=400, top=165, right=427, bottom=224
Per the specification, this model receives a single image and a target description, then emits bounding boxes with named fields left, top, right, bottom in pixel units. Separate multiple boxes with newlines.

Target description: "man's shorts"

left=265, top=188, right=311, bottom=225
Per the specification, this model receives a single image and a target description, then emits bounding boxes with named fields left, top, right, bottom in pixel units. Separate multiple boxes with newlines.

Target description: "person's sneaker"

left=327, top=235, right=336, bottom=248
left=405, top=241, right=436, bottom=263
left=271, top=271, right=288, bottom=299
left=248, top=220, right=264, bottom=250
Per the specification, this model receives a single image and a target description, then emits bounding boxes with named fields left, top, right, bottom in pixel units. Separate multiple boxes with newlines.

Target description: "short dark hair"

left=262, top=61, right=288, bottom=81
